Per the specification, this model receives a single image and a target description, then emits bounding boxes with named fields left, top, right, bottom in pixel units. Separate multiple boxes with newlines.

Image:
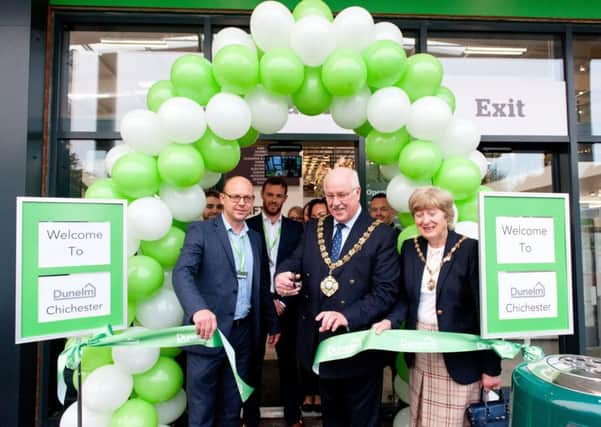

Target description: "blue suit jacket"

left=173, top=215, right=279, bottom=355
left=387, top=230, right=502, bottom=384
left=277, top=211, right=400, bottom=378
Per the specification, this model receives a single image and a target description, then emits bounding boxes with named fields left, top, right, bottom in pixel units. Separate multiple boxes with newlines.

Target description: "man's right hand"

left=275, top=271, right=301, bottom=297
left=192, top=309, right=217, bottom=340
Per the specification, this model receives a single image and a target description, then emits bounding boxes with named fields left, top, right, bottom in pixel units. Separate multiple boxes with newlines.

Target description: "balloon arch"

left=65, top=1, right=490, bottom=425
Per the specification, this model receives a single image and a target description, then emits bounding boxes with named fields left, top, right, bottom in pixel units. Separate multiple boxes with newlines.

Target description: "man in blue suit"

left=173, top=176, right=280, bottom=427
left=274, top=167, right=400, bottom=427
left=243, top=177, right=304, bottom=427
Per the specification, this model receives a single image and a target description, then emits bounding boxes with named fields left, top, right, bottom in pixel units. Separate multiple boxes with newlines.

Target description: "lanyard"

left=228, top=231, right=246, bottom=272
left=262, top=221, right=281, bottom=262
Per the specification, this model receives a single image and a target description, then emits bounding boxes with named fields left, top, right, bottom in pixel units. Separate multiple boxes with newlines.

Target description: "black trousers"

left=186, top=318, right=251, bottom=427
left=319, top=370, right=383, bottom=427
left=243, top=309, right=301, bottom=426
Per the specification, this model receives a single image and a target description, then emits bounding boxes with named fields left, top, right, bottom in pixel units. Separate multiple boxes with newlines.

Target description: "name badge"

left=237, top=271, right=248, bottom=279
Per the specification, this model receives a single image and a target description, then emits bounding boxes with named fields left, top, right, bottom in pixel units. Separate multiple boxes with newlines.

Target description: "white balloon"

left=333, top=6, right=374, bottom=52
left=82, top=364, right=133, bottom=413
left=128, top=197, right=173, bottom=241
left=393, top=407, right=411, bottom=427
left=120, top=110, right=169, bottom=156
left=367, top=87, right=411, bottom=133
left=159, top=184, right=206, bottom=222
left=158, top=97, right=207, bottom=144
left=112, top=327, right=160, bottom=374
left=155, top=388, right=188, bottom=424
left=386, top=174, right=427, bottom=212
left=406, top=96, right=453, bottom=141
left=468, top=150, right=488, bottom=179
left=206, top=93, right=252, bottom=140
left=330, top=87, right=371, bottom=129
left=393, top=375, right=410, bottom=404
left=60, top=401, right=111, bottom=427
left=434, top=116, right=481, bottom=158
left=105, top=144, right=132, bottom=176
left=163, top=270, right=173, bottom=290
left=199, top=169, right=222, bottom=189
left=245, top=86, right=289, bottom=134
left=136, top=288, right=184, bottom=329
left=379, top=163, right=402, bottom=181
left=212, top=27, right=256, bottom=57
left=250, top=1, right=294, bottom=52
left=455, top=221, right=479, bottom=240
left=373, top=22, right=404, bottom=46
left=290, top=15, right=336, bottom=66
left=452, top=203, right=459, bottom=226
left=127, top=229, right=140, bottom=257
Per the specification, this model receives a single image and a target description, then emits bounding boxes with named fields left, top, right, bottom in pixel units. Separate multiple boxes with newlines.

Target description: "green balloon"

left=195, top=129, right=241, bottom=173
left=133, top=357, right=184, bottom=403
left=158, top=143, right=205, bottom=187
left=433, top=157, right=482, bottom=201
left=354, top=120, right=373, bottom=137
left=160, top=347, right=182, bottom=358
left=238, top=127, right=259, bottom=148
left=293, top=0, right=333, bottom=22
left=365, top=128, right=410, bottom=165
left=128, top=255, right=164, bottom=303
left=81, top=347, right=113, bottom=373
left=436, top=86, right=456, bottom=112
left=172, top=219, right=190, bottom=232
left=72, top=368, right=90, bottom=391
left=128, top=300, right=136, bottom=325
left=140, top=227, right=186, bottom=269
left=292, top=67, right=331, bottom=116
left=397, top=211, right=415, bottom=228
left=396, top=53, right=443, bottom=102
left=260, top=48, right=305, bottom=95
left=398, top=140, right=443, bottom=181
left=321, top=49, right=367, bottom=96
left=395, top=353, right=410, bottom=382
left=455, top=193, right=478, bottom=222
left=146, top=80, right=174, bottom=112
left=397, top=224, right=419, bottom=253
left=112, top=152, right=160, bottom=199
left=363, top=40, right=407, bottom=89
left=111, top=398, right=158, bottom=427
left=213, top=44, right=259, bottom=95
left=170, top=55, right=220, bottom=106
left=85, top=178, right=126, bottom=200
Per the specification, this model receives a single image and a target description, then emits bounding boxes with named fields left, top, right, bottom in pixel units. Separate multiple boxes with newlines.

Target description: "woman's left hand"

left=481, top=373, right=502, bottom=392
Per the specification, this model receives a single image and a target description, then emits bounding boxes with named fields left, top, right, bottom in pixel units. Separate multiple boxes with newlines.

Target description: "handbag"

left=467, top=388, right=510, bottom=427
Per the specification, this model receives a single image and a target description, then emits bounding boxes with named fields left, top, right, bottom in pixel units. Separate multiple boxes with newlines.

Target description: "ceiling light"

left=464, top=46, right=527, bottom=56
left=99, top=38, right=168, bottom=47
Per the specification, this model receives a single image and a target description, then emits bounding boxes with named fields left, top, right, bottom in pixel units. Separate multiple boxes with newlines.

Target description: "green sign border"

left=478, top=192, right=573, bottom=339
left=16, top=197, right=127, bottom=343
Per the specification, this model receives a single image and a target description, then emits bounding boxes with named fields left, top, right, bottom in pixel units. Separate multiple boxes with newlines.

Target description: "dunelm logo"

left=511, top=282, right=545, bottom=298
left=53, top=283, right=96, bottom=301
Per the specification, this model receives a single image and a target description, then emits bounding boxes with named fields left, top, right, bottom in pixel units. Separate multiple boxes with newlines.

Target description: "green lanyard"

left=228, top=232, right=246, bottom=272
left=262, top=221, right=281, bottom=262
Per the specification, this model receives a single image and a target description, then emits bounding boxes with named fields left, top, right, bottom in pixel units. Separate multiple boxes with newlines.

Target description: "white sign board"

left=495, top=216, right=555, bottom=264
left=498, top=271, right=558, bottom=320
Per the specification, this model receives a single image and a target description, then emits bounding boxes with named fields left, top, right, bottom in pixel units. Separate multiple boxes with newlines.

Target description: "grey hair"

left=323, top=167, right=360, bottom=191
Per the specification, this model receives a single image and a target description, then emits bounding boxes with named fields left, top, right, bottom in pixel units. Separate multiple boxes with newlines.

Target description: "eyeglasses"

left=223, top=193, right=255, bottom=204
left=324, top=187, right=358, bottom=201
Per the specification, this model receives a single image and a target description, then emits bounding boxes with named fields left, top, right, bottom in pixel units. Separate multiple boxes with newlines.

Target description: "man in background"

left=203, top=189, right=223, bottom=220
left=369, top=193, right=396, bottom=226
left=244, top=177, right=304, bottom=427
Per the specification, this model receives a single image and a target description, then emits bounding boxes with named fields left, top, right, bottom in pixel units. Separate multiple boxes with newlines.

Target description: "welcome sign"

left=479, top=192, right=573, bottom=338
left=16, top=197, right=127, bottom=343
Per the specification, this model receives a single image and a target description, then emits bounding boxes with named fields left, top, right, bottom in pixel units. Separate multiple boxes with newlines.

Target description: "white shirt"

left=417, top=244, right=443, bottom=325
left=332, top=206, right=362, bottom=249
left=262, top=212, right=282, bottom=293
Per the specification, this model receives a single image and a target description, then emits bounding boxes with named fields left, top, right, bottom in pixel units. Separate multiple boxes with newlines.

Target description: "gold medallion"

left=320, top=274, right=339, bottom=297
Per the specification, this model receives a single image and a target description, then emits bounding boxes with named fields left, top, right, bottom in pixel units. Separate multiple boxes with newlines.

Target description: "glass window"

left=66, top=31, right=202, bottom=132
left=577, top=143, right=601, bottom=354
left=573, top=35, right=601, bottom=136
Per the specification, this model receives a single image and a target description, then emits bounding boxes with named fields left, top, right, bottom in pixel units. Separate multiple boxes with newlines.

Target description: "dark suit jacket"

left=277, top=211, right=400, bottom=379
left=173, top=215, right=279, bottom=355
left=246, top=213, right=304, bottom=308
left=387, top=230, right=502, bottom=384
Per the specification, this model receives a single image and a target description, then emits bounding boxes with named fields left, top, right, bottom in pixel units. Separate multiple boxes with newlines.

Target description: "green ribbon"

left=312, top=329, right=545, bottom=374
left=58, top=325, right=253, bottom=404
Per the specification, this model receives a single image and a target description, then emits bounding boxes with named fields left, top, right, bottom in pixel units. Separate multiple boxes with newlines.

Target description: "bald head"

left=220, top=176, right=255, bottom=227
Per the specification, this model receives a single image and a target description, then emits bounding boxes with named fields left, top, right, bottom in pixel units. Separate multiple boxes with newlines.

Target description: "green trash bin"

left=512, top=354, right=601, bottom=427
